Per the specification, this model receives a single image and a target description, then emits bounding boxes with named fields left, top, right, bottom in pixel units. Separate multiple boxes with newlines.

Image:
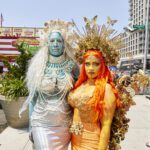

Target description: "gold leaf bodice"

left=68, top=84, right=99, bottom=123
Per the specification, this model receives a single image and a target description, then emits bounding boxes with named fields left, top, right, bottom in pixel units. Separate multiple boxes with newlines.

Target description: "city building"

left=0, top=27, right=42, bottom=71
left=119, top=0, right=150, bottom=71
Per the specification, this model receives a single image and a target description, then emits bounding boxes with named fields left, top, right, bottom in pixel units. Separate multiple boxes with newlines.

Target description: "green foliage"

left=0, top=77, right=28, bottom=101
left=0, top=43, right=33, bottom=100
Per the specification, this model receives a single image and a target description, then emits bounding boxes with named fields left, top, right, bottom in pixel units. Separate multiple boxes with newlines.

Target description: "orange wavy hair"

left=73, top=50, right=121, bottom=119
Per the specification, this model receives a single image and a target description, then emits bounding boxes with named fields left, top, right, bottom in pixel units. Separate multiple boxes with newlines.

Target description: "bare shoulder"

left=104, top=83, right=116, bottom=104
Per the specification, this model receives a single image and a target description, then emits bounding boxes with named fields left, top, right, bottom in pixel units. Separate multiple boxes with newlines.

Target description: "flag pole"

left=0, top=13, right=3, bottom=27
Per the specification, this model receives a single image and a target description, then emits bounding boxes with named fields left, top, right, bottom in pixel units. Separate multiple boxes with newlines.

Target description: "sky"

left=0, top=0, right=129, bottom=32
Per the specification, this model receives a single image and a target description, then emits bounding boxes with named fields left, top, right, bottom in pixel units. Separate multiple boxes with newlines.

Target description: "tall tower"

left=119, top=0, right=150, bottom=72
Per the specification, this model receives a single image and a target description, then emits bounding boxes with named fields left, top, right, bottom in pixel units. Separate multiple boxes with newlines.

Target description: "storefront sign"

left=0, top=27, right=43, bottom=37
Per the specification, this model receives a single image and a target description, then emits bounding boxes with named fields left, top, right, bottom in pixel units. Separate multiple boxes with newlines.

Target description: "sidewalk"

left=0, top=95, right=150, bottom=150
left=0, top=127, right=32, bottom=150
left=120, top=95, right=150, bottom=150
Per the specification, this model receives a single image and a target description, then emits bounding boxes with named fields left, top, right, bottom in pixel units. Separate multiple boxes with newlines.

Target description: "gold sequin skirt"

left=71, top=123, right=100, bottom=150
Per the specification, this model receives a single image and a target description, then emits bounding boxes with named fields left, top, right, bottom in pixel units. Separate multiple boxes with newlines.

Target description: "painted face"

left=85, top=55, right=101, bottom=79
left=48, top=32, right=64, bottom=57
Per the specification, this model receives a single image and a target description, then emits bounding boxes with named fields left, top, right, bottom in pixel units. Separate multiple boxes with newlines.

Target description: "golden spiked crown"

left=73, top=16, right=123, bottom=65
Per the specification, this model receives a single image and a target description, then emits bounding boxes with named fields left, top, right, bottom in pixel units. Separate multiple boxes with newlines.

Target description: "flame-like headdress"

left=73, top=16, right=122, bottom=65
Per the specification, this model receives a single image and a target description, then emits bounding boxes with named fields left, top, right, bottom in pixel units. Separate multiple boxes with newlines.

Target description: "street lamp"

left=143, top=0, right=150, bottom=73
